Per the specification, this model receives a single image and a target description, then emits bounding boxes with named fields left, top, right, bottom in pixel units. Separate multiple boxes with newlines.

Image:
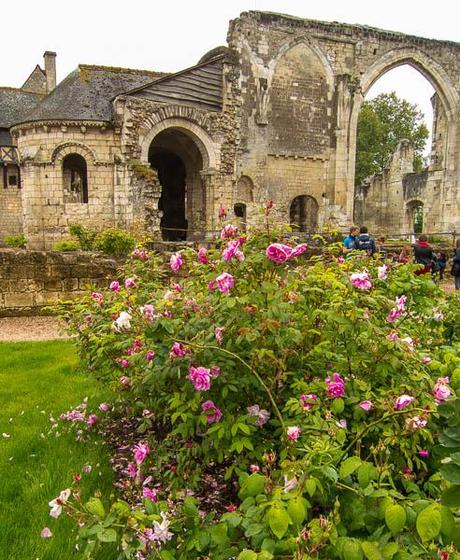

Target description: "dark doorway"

left=289, top=195, right=318, bottom=232
left=149, top=148, right=188, bottom=241
left=63, top=153, right=88, bottom=203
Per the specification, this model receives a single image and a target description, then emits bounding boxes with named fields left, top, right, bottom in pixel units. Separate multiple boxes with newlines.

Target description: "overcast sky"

left=3, top=0, right=458, bottom=145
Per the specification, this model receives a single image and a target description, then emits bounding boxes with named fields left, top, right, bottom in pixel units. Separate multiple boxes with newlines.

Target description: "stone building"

left=0, top=12, right=459, bottom=248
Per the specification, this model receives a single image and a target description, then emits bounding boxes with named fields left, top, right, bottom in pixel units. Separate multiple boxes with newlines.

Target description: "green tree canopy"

left=355, top=91, right=429, bottom=186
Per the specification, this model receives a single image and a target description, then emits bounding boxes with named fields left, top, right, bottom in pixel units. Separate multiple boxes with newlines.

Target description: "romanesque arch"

left=51, top=142, right=97, bottom=165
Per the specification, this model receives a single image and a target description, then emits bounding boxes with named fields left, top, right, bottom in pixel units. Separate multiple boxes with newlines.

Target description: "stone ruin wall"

left=11, top=122, right=123, bottom=249
left=0, top=248, right=119, bottom=316
left=0, top=186, right=23, bottom=244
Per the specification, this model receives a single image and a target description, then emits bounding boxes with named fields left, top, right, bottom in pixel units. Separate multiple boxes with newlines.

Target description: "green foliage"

left=53, top=240, right=80, bottom=251
left=55, top=224, right=460, bottom=559
left=4, top=234, right=27, bottom=248
left=355, top=92, right=429, bottom=186
left=93, top=228, right=136, bottom=257
left=69, top=223, right=97, bottom=250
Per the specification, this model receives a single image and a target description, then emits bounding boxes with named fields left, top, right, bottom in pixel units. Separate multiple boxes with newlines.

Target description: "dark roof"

left=126, top=57, right=224, bottom=112
left=17, top=65, right=167, bottom=125
left=0, top=88, right=43, bottom=128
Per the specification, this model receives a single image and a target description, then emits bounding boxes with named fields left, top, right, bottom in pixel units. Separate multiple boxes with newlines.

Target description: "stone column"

left=200, top=168, right=217, bottom=239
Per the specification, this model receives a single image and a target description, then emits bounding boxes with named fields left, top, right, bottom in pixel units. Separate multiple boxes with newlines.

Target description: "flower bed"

left=54, top=213, right=460, bottom=559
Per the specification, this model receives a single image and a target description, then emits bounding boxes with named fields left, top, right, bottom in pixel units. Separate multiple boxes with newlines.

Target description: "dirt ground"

left=0, top=316, right=70, bottom=342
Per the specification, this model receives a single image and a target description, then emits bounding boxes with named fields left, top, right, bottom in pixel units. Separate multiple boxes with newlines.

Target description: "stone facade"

left=0, top=12, right=459, bottom=248
left=0, top=249, right=119, bottom=316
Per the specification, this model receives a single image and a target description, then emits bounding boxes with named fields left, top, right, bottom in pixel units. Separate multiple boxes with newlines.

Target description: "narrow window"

left=63, top=154, right=88, bottom=203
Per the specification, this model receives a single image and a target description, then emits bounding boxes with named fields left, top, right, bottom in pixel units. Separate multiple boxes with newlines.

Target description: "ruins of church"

left=0, top=11, right=459, bottom=249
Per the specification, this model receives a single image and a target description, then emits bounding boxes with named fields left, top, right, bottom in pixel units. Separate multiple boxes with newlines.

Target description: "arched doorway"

left=148, top=129, right=204, bottom=241
left=406, top=200, right=424, bottom=234
left=234, top=203, right=247, bottom=232
left=289, top=195, right=318, bottom=232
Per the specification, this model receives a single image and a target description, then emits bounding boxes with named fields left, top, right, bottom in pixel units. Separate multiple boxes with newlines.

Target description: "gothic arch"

left=271, top=36, right=334, bottom=88
left=139, top=117, right=218, bottom=170
left=51, top=142, right=97, bottom=165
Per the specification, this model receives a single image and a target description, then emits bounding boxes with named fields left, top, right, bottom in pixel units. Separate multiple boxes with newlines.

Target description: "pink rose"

left=170, top=252, right=183, bottom=272
left=300, top=393, right=318, bottom=410
left=266, top=243, right=292, bottom=263
left=133, top=442, right=150, bottom=465
left=98, top=402, right=111, bottom=412
left=394, top=394, right=414, bottom=410
left=214, top=327, right=225, bottom=345
left=350, top=271, right=372, bottom=290
left=387, top=330, right=398, bottom=341
left=41, top=527, right=52, bottom=538
left=216, top=272, right=235, bottom=294
left=109, top=281, right=120, bottom=292
left=432, top=377, right=451, bottom=402
left=201, top=400, right=223, bottom=423
left=377, top=265, right=388, bottom=280
left=418, top=449, right=429, bottom=458
left=290, top=243, right=308, bottom=258
left=142, top=487, right=158, bottom=502
left=406, top=416, right=428, bottom=431
left=197, top=247, right=208, bottom=264
left=86, top=414, right=98, bottom=426
left=125, top=277, right=136, bottom=289
left=287, top=426, right=301, bottom=440
left=222, top=239, right=244, bottom=262
left=91, top=292, right=103, bottom=304
left=209, top=366, right=221, bottom=378
left=146, top=350, right=155, bottom=362
left=247, top=405, right=270, bottom=427
left=249, top=464, right=260, bottom=473
left=220, top=224, right=239, bottom=239
left=188, top=366, right=211, bottom=391
left=325, top=373, right=345, bottom=398
left=169, top=342, right=187, bottom=359
left=421, top=357, right=432, bottom=365
left=359, top=400, right=373, bottom=411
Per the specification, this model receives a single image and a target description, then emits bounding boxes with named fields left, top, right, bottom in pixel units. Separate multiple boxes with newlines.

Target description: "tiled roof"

left=16, top=65, right=167, bottom=125
left=0, top=88, right=43, bottom=128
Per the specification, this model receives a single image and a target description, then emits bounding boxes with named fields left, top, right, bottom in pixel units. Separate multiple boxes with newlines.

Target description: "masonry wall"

left=13, top=123, right=122, bottom=249
left=0, top=185, right=23, bottom=243
left=0, top=249, right=119, bottom=316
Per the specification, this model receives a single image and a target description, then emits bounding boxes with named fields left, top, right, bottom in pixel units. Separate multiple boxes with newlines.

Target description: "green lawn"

left=0, top=340, right=114, bottom=560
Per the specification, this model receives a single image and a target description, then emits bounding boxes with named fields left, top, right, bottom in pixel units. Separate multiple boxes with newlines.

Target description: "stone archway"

left=289, top=195, right=319, bottom=232
left=148, top=128, right=206, bottom=241
left=406, top=200, right=424, bottom=234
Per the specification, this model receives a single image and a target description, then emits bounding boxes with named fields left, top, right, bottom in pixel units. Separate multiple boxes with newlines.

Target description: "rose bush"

left=54, top=218, right=460, bottom=559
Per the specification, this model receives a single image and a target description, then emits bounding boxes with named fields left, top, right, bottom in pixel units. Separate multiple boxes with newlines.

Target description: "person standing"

left=355, top=226, right=376, bottom=256
left=452, top=239, right=460, bottom=291
left=413, top=235, right=434, bottom=275
left=343, top=226, right=359, bottom=255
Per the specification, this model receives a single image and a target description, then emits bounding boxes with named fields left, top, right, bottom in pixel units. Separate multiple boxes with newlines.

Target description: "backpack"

left=355, top=234, right=374, bottom=254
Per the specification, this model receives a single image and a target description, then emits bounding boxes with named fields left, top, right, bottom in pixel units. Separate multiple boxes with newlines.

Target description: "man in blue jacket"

left=343, top=226, right=359, bottom=255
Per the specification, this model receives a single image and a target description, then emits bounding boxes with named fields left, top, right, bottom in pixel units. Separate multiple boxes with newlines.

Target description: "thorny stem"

left=173, top=338, right=286, bottom=431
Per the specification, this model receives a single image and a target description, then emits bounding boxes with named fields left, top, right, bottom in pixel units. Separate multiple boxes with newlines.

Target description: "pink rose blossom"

left=119, top=375, right=131, bottom=387
left=338, top=419, right=348, bottom=429
left=48, top=489, right=71, bottom=518
left=249, top=464, right=260, bottom=473
left=170, top=252, right=183, bottom=272
left=325, top=372, right=346, bottom=398
left=197, top=247, right=209, bottom=264
left=41, top=527, right=52, bottom=538
left=220, top=224, right=239, bottom=239
left=222, top=239, right=244, bottom=262
left=208, top=279, right=217, bottom=291
left=172, top=283, right=182, bottom=292
left=266, top=243, right=292, bottom=263
left=247, top=404, right=270, bottom=427
left=336, top=256, right=345, bottom=264
left=433, top=377, right=451, bottom=402
left=146, top=350, right=155, bottom=362
left=216, top=272, right=235, bottom=294
left=387, top=295, right=407, bottom=323
left=87, top=414, right=98, bottom=426
left=394, top=394, right=414, bottom=410
left=117, top=358, right=130, bottom=369
left=214, top=327, right=225, bottom=345
left=421, top=357, right=432, bottom=365
left=387, top=330, right=398, bottom=341
left=127, top=462, right=137, bottom=479
left=141, top=304, right=155, bottom=321
left=287, top=426, right=302, bottom=440
left=359, top=400, right=373, bottom=411
left=170, top=342, right=188, bottom=359
left=218, top=207, right=227, bottom=219
left=406, top=416, right=428, bottom=431
left=142, top=487, right=158, bottom=502
left=109, top=281, right=120, bottom=292
left=377, top=264, right=388, bottom=280
left=98, top=402, right=111, bottom=412
left=201, top=400, right=223, bottom=423
left=91, top=292, right=103, bottom=304
left=125, top=277, right=136, bottom=289
left=133, top=442, right=150, bottom=465
left=350, top=270, right=372, bottom=290
left=188, top=366, right=211, bottom=391
left=131, top=248, right=150, bottom=261
left=300, top=393, right=318, bottom=410
left=290, top=243, right=308, bottom=258
left=209, top=365, right=221, bottom=378
left=418, top=449, right=430, bottom=458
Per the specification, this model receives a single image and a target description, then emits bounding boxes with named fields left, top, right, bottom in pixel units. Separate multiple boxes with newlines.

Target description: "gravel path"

left=0, top=317, right=70, bottom=342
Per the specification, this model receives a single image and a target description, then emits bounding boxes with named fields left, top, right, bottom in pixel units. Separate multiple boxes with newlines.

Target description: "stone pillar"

left=44, top=51, right=57, bottom=93
left=200, top=168, right=217, bottom=239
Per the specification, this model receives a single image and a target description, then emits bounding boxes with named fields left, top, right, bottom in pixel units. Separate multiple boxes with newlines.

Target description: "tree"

left=355, top=92, right=429, bottom=186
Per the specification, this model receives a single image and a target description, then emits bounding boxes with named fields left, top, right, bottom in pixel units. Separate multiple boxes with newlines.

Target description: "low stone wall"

left=0, top=249, right=120, bottom=316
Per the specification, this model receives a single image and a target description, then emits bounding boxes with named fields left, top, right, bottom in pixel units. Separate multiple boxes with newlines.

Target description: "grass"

left=0, top=340, right=114, bottom=560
